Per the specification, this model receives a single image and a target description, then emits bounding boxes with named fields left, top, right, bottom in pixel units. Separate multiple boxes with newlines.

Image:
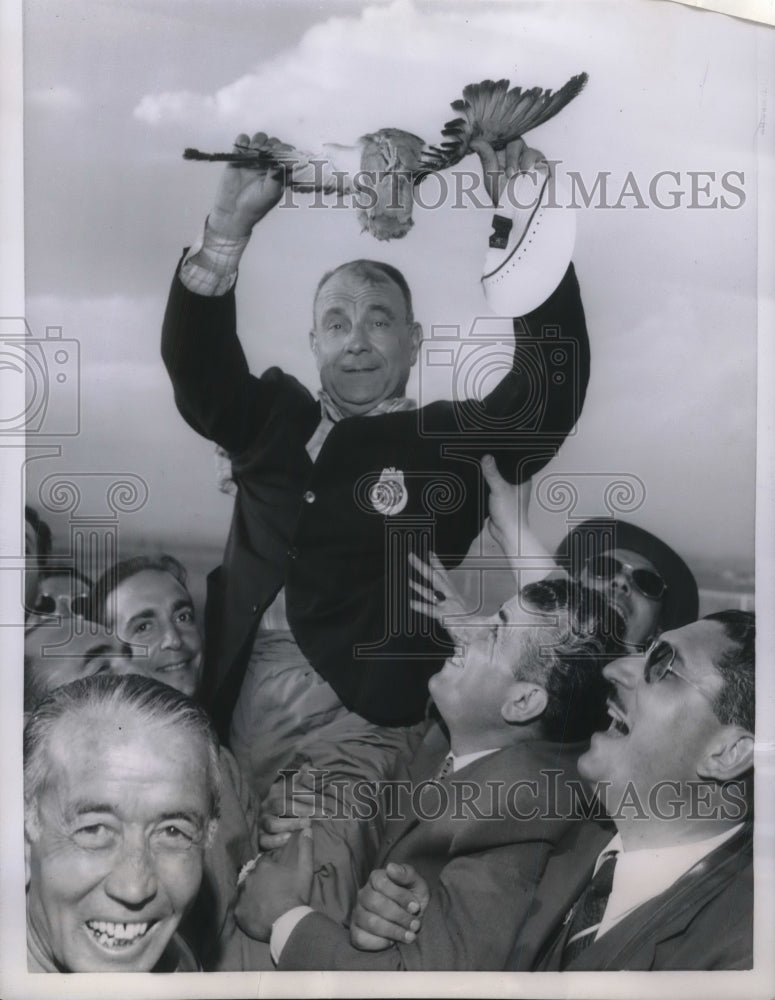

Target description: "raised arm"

left=451, top=140, right=589, bottom=485
left=161, top=133, right=299, bottom=454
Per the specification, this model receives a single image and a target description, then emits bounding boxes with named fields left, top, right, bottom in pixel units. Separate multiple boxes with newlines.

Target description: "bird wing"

left=183, top=142, right=360, bottom=193
left=421, top=73, right=588, bottom=172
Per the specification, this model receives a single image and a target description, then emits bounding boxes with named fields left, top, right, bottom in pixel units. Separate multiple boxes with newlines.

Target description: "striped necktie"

left=560, top=851, right=618, bottom=968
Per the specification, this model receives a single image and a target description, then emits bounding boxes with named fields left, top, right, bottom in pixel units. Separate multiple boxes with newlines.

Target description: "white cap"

left=481, top=167, right=576, bottom=317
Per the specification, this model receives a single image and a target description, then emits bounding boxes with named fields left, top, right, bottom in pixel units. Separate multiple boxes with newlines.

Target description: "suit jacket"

left=180, top=746, right=267, bottom=970
left=277, top=723, right=604, bottom=971
left=532, top=821, right=753, bottom=971
left=162, top=263, right=589, bottom=733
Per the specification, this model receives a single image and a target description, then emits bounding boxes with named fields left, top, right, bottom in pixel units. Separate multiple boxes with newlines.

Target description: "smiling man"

left=527, top=609, right=755, bottom=971
left=24, top=673, right=220, bottom=972
left=162, top=131, right=589, bottom=826
left=555, top=518, right=699, bottom=647
left=89, top=555, right=203, bottom=698
left=85, top=553, right=265, bottom=970
left=309, top=260, right=421, bottom=416
left=233, top=579, right=623, bottom=971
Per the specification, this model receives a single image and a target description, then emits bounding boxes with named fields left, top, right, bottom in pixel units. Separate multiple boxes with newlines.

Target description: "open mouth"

left=611, top=595, right=631, bottom=620
left=606, top=700, right=630, bottom=737
left=85, top=920, right=156, bottom=950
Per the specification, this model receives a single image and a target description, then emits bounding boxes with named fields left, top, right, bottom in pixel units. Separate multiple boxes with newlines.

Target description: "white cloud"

left=26, top=84, right=84, bottom=112
left=132, top=0, right=609, bottom=146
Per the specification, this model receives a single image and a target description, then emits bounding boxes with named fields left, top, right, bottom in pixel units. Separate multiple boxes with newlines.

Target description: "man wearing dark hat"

left=418, top=461, right=699, bottom=651
left=555, top=518, right=699, bottom=647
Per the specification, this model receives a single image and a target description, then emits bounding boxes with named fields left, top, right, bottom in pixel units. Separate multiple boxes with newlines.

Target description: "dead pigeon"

left=184, top=74, right=588, bottom=241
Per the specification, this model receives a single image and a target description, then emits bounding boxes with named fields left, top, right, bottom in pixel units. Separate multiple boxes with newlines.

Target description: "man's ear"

left=696, top=725, right=754, bottom=782
left=309, top=328, right=324, bottom=366
left=501, top=682, right=548, bottom=725
left=408, top=322, right=422, bottom=368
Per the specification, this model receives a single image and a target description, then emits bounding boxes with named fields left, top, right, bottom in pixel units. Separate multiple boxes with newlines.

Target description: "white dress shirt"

left=593, top=823, right=744, bottom=939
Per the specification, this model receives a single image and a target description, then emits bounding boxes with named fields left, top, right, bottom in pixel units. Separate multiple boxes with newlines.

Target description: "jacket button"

left=303, top=490, right=316, bottom=503
left=288, top=546, right=299, bottom=559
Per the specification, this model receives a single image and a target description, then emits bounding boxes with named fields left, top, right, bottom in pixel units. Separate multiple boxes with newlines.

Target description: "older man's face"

left=310, top=267, right=421, bottom=416
left=25, top=711, right=211, bottom=971
left=428, top=594, right=548, bottom=738
left=579, top=620, right=729, bottom=813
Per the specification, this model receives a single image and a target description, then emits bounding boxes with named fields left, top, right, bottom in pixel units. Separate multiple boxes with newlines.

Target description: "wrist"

left=207, top=206, right=256, bottom=240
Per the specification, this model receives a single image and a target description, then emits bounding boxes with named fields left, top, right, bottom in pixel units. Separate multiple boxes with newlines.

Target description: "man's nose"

left=602, top=653, right=644, bottom=687
left=103, top=835, right=158, bottom=908
left=611, top=566, right=632, bottom=594
left=159, top=620, right=182, bottom=650
left=346, top=322, right=370, bottom=352
left=55, top=595, right=73, bottom=617
left=444, top=616, right=491, bottom=647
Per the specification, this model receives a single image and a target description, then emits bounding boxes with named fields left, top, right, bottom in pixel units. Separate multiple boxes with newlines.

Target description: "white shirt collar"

left=596, top=823, right=744, bottom=938
left=449, top=748, right=499, bottom=773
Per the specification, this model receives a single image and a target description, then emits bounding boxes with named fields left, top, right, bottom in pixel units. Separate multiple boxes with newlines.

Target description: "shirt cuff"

left=269, top=906, right=315, bottom=964
left=180, top=218, right=250, bottom=296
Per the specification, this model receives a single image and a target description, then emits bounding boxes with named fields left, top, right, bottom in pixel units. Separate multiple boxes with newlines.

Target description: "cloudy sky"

left=17, top=0, right=770, bottom=570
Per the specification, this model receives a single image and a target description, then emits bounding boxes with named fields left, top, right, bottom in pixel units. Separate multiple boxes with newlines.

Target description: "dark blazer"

left=276, top=723, right=605, bottom=971
left=531, top=821, right=753, bottom=971
left=162, top=263, right=589, bottom=731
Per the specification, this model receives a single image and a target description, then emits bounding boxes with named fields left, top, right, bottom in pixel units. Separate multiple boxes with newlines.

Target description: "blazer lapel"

left=376, top=725, right=451, bottom=863
left=567, top=824, right=753, bottom=970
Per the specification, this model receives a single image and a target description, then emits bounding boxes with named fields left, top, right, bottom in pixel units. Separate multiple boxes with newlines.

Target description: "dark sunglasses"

left=586, top=555, right=667, bottom=601
left=30, top=592, right=90, bottom=617
left=643, top=639, right=715, bottom=703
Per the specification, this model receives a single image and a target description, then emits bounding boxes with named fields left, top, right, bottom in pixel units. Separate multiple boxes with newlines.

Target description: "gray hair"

left=513, top=578, right=627, bottom=742
left=24, top=673, right=221, bottom=827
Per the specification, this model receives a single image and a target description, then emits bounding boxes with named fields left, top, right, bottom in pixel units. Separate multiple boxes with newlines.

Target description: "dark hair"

left=35, top=566, right=93, bottom=589
left=24, top=673, right=221, bottom=822
left=313, top=259, right=414, bottom=324
left=25, top=505, right=52, bottom=560
left=514, top=578, right=626, bottom=743
left=703, top=610, right=755, bottom=733
left=88, top=553, right=189, bottom=625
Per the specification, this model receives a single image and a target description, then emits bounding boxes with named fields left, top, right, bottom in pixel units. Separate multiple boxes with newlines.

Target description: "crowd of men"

left=21, top=133, right=756, bottom=975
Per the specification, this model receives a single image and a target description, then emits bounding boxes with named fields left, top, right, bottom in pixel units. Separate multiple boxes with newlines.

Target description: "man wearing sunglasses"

left=555, top=518, right=699, bottom=648
left=25, top=566, right=93, bottom=627
left=521, top=609, right=754, bottom=971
